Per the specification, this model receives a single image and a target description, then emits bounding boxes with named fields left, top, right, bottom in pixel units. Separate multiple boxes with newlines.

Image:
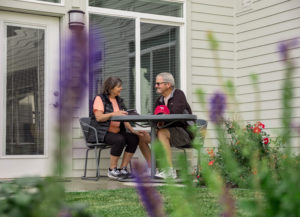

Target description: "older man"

left=154, top=72, right=194, bottom=179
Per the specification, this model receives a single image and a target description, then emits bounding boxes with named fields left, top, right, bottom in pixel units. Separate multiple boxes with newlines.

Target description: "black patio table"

left=110, top=114, right=197, bottom=179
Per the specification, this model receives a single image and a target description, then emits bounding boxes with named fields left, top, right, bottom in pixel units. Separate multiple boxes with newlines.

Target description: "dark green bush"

left=0, top=177, right=94, bottom=217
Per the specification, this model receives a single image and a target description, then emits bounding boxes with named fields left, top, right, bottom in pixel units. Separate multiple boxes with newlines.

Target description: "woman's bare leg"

left=120, top=152, right=134, bottom=168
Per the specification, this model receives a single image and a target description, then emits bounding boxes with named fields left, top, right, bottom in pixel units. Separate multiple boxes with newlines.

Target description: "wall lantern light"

left=68, top=10, right=85, bottom=29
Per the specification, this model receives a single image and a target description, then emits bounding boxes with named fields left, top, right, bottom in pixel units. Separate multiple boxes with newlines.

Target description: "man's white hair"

left=157, top=72, right=175, bottom=87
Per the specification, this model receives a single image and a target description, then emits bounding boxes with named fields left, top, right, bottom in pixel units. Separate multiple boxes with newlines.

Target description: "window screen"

left=89, top=16, right=180, bottom=114
left=6, top=26, right=44, bottom=155
left=89, top=0, right=183, bottom=17
left=89, top=15, right=136, bottom=110
left=36, top=0, right=60, bottom=3
left=132, top=23, right=180, bottom=114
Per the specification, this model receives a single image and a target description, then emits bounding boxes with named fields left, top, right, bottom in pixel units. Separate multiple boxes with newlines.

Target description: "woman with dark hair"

left=89, top=76, right=151, bottom=179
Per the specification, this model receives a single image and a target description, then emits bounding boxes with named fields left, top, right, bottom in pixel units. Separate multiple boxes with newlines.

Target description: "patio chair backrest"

left=79, top=117, right=92, bottom=143
left=196, top=119, right=208, bottom=139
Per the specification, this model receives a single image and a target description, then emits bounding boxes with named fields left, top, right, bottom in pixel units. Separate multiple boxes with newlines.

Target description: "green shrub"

left=210, top=120, right=283, bottom=187
left=0, top=177, right=94, bottom=217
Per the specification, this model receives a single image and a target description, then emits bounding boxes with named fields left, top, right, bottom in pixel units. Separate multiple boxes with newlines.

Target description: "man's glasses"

left=155, top=82, right=167, bottom=86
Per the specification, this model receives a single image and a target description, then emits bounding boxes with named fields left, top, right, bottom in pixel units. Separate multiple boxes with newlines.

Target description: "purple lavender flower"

left=55, top=27, right=100, bottom=176
left=57, top=208, right=72, bottom=217
left=209, top=91, right=226, bottom=124
left=220, top=187, right=236, bottom=217
left=278, top=38, right=298, bottom=61
left=132, top=161, right=166, bottom=217
left=291, top=122, right=300, bottom=135
left=59, top=26, right=88, bottom=127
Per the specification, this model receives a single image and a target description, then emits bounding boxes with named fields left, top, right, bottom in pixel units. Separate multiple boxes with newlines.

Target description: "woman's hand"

left=134, top=130, right=149, bottom=137
left=95, top=110, right=127, bottom=122
left=112, top=110, right=128, bottom=116
left=136, top=131, right=151, bottom=144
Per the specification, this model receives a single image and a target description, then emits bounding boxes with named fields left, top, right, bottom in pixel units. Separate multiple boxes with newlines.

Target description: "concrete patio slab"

left=64, top=177, right=133, bottom=192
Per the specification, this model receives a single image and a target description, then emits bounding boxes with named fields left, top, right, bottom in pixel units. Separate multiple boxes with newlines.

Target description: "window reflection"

left=36, top=0, right=60, bottom=3
left=90, top=0, right=183, bottom=17
left=6, top=26, right=44, bottom=155
left=89, top=16, right=180, bottom=115
left=89, top=15, right=135, bottom=110
left=136, top=24, right=180, bottom=114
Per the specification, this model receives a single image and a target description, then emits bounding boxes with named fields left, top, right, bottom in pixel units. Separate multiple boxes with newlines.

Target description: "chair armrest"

left=81, top=121, right=99, bottom=143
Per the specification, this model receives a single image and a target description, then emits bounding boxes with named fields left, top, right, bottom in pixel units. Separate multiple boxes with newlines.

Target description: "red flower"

left=208, top=160, right=215, bottom=166
left=207, top=148, right=215, bottom=158
left=253, top=127, right=261, bottom=134
left=259, top=123, right=265, bottom=129
left=263, top=137, right=269, bottom=145
left=255, top=121, right=265, bottom=129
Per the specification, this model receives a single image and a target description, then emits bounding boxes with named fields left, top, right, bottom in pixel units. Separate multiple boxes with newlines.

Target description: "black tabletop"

left=110, top=114, right=197, bottom=122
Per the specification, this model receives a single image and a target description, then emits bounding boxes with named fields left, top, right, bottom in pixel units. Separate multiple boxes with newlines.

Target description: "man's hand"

left=157, top=121, right=165, bottom=128
left=132, top=130, right=144, bottom=136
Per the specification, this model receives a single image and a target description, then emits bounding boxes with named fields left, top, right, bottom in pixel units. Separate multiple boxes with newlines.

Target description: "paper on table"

left=126, top=109, right=140, bottom=115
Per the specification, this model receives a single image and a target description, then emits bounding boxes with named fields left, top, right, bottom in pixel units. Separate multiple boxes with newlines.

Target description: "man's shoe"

left=107, top=168, right=121, bottom=180
left=137, top=167, right=152, bottom=177
left=144, top=167, right=152, bottom=177
left=154, top=168, right=177, bottom=179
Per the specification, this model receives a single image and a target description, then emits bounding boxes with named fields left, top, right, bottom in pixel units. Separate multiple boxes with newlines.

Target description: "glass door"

left=0, top=11, right=59, bottom=178
left=5, top=25, right=45, bottom=156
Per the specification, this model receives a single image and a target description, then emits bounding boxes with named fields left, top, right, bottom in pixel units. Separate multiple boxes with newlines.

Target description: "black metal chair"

left=175, top=119, right=208, bottom=174
left=79, top=117, right=112, bottom=181
left=175, top=119, right=208, bottom=152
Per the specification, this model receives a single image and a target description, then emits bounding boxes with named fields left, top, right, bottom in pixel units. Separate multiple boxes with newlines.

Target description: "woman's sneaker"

left=107, top=168, right=121, bottom=180
left=119, top=167, right=132, bottom=179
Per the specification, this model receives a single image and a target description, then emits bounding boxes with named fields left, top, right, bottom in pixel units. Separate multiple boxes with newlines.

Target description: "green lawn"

left=65, top=186, right=255, bottom=217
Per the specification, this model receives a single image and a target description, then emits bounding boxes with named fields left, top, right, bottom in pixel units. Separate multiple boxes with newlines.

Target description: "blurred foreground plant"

left=133, top=34, right=300, bottom=217
left=0, top=177, right=92, bottom=217
left=200, top=35, right=300, bottom=216
left=0, top=26, right=96, bottom=217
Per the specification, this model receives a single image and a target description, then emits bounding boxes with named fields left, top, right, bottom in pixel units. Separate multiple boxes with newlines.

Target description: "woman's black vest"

left=88, top=94, right=126, bottom=143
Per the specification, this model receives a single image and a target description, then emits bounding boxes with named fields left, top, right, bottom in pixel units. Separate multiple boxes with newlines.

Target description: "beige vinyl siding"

left=235, top=0, right=300, bottom=154
left=189, top=0, right=235, bottom=148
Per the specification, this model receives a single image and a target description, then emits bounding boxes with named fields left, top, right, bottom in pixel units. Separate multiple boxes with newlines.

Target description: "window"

left=5, top=26, right=44, bottom=155
left=89, top=0, right=183, bottom=17
left=88, top=0, right=183, bottom=114
left=132, top=23, right=180, bottom=114
left=89, top=15, right=136, bottom=109
left=20, top=0, right=61, bottom=3
left=33, top=0, right=61, bottom=3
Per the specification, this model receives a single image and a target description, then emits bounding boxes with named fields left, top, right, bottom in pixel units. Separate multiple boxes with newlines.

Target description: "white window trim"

left=135, top=17, right=141, bottom=113
left=180, top=0, right=187, bottom=95
left=129, top=41, right=177, bottom=57
left=88, top=2, right=187, bottom=113
left=88, top=6, right=184, bottom=24
left=0, top=20, right=6, bottom=157
left=0, top=22, right=49, bottom=159
left=16, top=0, right=64, bottom=6
left=0, top=155, right=48, bottom=159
